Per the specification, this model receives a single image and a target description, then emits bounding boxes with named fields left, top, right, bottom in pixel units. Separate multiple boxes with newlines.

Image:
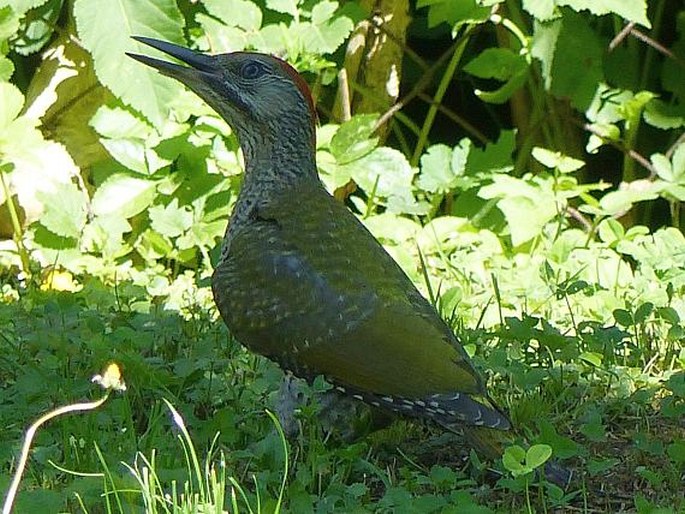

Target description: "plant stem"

left=2, top=393, right=110, bottom=514
left=0, top=163, right=31, bottom=276
left=411, top=29, right=472, bottom=166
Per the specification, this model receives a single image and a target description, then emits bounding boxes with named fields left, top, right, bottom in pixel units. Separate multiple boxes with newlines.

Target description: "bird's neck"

left=218, top=129, right=321, bottom=261
left=238, top=109, right=318, bottom=188
left=240, top=139, right=318, bottom=198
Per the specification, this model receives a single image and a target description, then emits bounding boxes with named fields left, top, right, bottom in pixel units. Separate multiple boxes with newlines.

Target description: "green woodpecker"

left=128, top=39, right=568, bottom=483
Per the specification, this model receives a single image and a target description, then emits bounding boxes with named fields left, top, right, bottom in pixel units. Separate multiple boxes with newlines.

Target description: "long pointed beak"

left=126, top=36, right=217, bottom=79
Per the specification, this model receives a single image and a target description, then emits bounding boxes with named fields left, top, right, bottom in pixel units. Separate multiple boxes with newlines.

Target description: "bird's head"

left=127, top=37, right=317, bottom=163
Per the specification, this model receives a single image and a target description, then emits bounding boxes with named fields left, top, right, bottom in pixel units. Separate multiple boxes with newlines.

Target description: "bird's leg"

left=274, top=373, right=387, bottom=441
left=274, top=372, right=306, bottom=438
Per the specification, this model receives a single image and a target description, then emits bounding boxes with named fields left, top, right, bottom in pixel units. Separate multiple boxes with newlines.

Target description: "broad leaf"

left=526, top=444, right=552, bottom=469
left=202, top=0, right=262, bottom=31
left=0, top=84, right=80, bottom=223
left=558, top=0, right=650, bottom=28
left=329, top=114, right=379, bottom=163
left=82, top=214, right=133, bottom=257
left=479, top=175, right=558, bottom=246
left=346, top=147, right=421, bottom=214
left=418, top=144, right=453, bottom=193
left=532, top=147, right=585, bottom=173
left=91, top=173, right=158, bottom=218
left=36, top=181, right=88, bottom=239
left=532, top=11, right=603, bottom=110
left=416, top=0, right=489, bottom=30
left=0, top=82, right=23, bottom=128
left=523, top=0, right=558, bottom=21
left=644, top=99, right=685, bottom=130
left=502, top=445, right=529, bottom=476
left=149, top=198, right=193, bottom=238
left=299, top=4, right=353, bottom=55
left=74, top=0, right=185, bottom=128
left=466, top=130, right=515, bottom=174
left=267, top=0, right=300, bottom=18
left=464, top=48, right=527, bottom=82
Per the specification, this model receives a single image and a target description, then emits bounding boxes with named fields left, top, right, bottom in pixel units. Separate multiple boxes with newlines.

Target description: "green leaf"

left=587, top=458, right=619, bottom=475
left=463, top=46, right=529, bottom=104
left=502, top=445, right=530, bottom=476
left=102, top=139, right=148, bottom=173
left=91, top=174, right=158, bottom=218
left=35, top=182, right=88, bottom=239
left=0, top=82, right=23, bottom=128
left=418, top=144, right=453, bottom=193
left=613, top=308, right=633, bottom=327
left=299, top=15, right=354, bottom=54
left=532, top=11, right=603, bottom=110
left=311, top=0, right=338, bottom=24
left=633, top=302, right=653, bottom=324
left=585, top=85, right=635, bottom=125
left=90, top=106, right=172, bottom=174
left=538, top=419, right=583, bottom=459
left=0, top=5, right=21, bottom=43
left=82, top=213, right=132, bottom=257
left=1, top=101, right=80, bottom=224
left=416, top=0, right=489, bottom=30
left=557, top=0, right=650, bottom=28
left=644, top=99, right=685, bottom=130
left=580, top=411, right=606, bottom=442
left=11, top=0, right=61, bottom=55
left=32, top=223, right=78, bottom=250
left=74, top=0, right=185, bottom=128
left=329, top=114, right=379, bottom=163
left=526, top=444, right=552, bottom=469
left=177, top=219, right=225, bottom=250
left=579, top=351, right=602, bottom=367
left=666, top=440, right=685, bottom=466
left=466, top=130, right=515, bottom=174
left=364, top=213, right=421, bottom=245
left=3, top=0, right=48, bottom=18
left=597, top=181, right=659, bottom=216
left=478, top=175, right=558, bottom=246
left=657, top=306, right=680, bottom=325
left=197, top=15, right=251, bottom=52
left=202, top=0, right=262, bottom=31
left=346, top=147, right=421, bottom=214
left=0, top=55, right=15, bottom=82
left=532, top=147, right=585, bottom=173
left=418, top=140, right=472, bottom=193
left=267, top=0, right=299, bottom=18
left=464, top=48, right=527, bottom=81
left=672, top=143, right=685, bottom=182
left=597, top=218, right=624, bottom=244
left=138, top=228, right=173, bottom=260
left=475, top=67, right=528, bottom=104
left=666, top=372, right=685, bottom=397
left=90, top=105, right=152, bottom=140
left=250, top=24, right=289, bottom=54
left=451, top=137, right=471, bottom=175
left=523, top=0, right=558, bottom=21
left=619, top=91, right=656, bottom=128
left=651, top=153, right=673, bottom=182
left=149, top=198, right=193, bottom=238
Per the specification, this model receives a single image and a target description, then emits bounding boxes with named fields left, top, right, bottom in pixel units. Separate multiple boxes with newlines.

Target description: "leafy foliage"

left=0, top=0, right=684, bottom=512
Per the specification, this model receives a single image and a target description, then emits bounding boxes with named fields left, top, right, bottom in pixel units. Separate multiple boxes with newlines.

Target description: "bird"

left=127, top=37, right=567, bottom=482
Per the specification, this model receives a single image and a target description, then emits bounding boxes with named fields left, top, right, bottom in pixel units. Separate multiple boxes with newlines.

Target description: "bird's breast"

left=212, top=222, right=379, bottom=359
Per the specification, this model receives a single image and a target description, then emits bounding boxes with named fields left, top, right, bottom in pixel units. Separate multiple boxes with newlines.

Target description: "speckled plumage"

left=128, top=37, right=511, bottom=435
left=213, top=177, right=508, bottom=429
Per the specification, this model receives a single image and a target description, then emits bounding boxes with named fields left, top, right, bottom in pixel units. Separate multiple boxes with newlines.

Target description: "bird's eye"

left=241, top=61, right=265, bottom=80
